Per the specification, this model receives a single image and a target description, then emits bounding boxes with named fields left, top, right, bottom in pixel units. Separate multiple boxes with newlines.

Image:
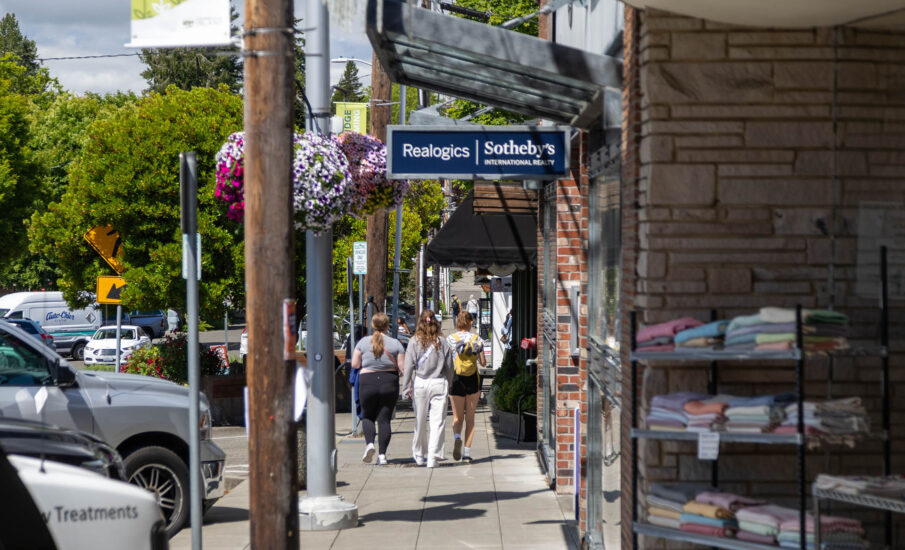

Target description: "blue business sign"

left=386, top=125, right=570, bottom=180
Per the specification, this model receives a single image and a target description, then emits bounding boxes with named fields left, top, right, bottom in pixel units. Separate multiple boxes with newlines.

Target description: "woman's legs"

left=463, top=391, right=480, bottom=448
left=358, top=374, right=381, bottom=446
left=450, top=394, right=465, bottom=436
left=375, top=374, right=399, bottom=454
left=411, top=377, right=430, bottom=461
left=426, top=378, right=448, bottom=464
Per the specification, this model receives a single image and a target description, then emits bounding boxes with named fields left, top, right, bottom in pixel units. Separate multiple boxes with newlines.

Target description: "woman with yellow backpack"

left=446, top=311, right=486, bottom=462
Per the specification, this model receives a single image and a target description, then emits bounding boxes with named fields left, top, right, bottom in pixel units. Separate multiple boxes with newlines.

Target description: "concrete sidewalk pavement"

left=172, top=404, right=578, bottom=550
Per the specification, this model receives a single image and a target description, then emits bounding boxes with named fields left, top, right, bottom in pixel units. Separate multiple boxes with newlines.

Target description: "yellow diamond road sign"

left=97, top=276, right=126, bottom=305
left=84, top=225, right=125, bottom=274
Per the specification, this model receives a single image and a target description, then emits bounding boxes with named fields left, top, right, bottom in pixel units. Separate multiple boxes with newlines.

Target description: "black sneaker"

left=462, top=455, right=473, bottom=463
left=453, top=438, right=463, bottom=461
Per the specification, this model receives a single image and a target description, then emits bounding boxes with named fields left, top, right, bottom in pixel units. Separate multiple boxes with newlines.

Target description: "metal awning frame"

left=366, top=0, right=622, bottom=128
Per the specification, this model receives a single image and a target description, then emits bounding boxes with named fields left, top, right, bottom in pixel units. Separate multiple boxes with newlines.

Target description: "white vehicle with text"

left=10, top=454, right=167, bottom=549
left=0, top=291, right=103, bottom=361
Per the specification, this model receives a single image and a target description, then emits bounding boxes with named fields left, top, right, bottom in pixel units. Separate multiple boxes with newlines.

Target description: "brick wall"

left=625, top=8, right=905, bottom=548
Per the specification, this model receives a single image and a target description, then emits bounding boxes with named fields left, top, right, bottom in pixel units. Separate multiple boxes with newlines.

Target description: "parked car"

left=128, top=310, right=168, bottom=339
left=0, top=320, right=225, bottom=537
left=0, top=417, right=125, bottom=480
left=0, top=291, right=103, bottom=361
left=84, top=325, right=151, bottom=366
left=6, top=318, right=54, bottom=349
left=5, top=452, right=167, bottom=550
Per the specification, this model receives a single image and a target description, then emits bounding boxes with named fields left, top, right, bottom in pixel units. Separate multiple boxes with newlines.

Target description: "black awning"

left=366, top=0, right=622, bottom=128
left=426, top=193, right=537, bottom=272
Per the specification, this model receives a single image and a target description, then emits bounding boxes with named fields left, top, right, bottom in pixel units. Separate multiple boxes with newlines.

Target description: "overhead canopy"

left=623, top=0, right=905, bottom=29
left=366, top=0, right=622, bottom=128
left=426, top=193, right=537, bottom=272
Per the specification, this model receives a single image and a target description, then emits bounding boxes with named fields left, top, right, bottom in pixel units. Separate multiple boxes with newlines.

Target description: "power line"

left=38, top=53, right=142, bottom=62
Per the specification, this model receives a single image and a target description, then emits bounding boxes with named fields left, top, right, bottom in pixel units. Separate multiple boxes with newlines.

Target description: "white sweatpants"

left=412, top=377, right=448, bottom=461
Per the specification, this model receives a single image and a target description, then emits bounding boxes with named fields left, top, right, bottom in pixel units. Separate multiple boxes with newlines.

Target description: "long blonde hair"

left=371, top=312, right=389, bottom=357
left=415, top=309, right=441, bottom=349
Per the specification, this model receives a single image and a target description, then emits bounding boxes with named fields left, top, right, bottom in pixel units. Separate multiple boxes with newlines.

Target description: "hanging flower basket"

left=291, top=132, right=354, bottom=233
left=214, top=132, right=245, bottom=222
left=334, top=132, right=409, bottom=215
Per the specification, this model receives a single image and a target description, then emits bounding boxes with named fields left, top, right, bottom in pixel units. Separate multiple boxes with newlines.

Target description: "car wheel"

left=70, top=342, right=86, bottom=361
left=142, top=327, right=155, bottom=340
left=124, top=446, right=189, bottom=538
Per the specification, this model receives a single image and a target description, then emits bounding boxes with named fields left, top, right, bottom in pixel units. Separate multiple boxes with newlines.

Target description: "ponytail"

left=371, top=312, right=389, bottom=357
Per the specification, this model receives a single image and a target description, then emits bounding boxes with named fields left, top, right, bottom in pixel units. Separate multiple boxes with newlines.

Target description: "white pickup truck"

left=0, top=319, right=225, bottom=537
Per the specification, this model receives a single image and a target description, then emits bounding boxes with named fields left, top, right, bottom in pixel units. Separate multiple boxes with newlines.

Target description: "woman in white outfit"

left=401, top=309, right=454, bottom=468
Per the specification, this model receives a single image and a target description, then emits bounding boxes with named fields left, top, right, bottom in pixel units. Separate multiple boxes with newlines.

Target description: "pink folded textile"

left=685, top=401, right=729, bottom=415
left=736, top=504, right=799, bottom=528
left=637, top=317, right=703, bottom=344
left=695, top=491, right=765, bottom=512
left=779, top=514, right=863, bottom=534
left=737, top=530, right=776, bottom=545
left=679, top=522, right=733, bottom=538
left=755, top=341, right=794, bottom=351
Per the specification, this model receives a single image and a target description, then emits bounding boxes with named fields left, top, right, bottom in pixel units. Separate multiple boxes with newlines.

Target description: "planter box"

left=495, top=410, right=537, bottom=442
left=201, top=374, right=246, bottom=426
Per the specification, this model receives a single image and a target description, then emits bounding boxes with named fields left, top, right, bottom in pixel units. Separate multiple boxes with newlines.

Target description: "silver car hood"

left=76, top=369, right=206, bottom=405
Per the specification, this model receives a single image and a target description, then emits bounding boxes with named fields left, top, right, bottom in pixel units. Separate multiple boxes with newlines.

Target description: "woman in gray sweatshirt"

left=401, top=309, right=454, bottom=468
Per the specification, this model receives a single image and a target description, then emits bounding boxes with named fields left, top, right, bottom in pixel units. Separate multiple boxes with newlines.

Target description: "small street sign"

left=84, top=225, right=125, bottom=274
left=353, top=241, right=367, bottom=275
left=97, top=275, right=126, bottom=305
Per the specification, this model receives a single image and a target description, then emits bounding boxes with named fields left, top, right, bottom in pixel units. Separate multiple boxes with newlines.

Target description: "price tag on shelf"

left=697, top=432, right=720, bottom=461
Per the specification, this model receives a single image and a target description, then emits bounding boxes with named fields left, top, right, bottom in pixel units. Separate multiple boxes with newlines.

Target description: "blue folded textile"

left=725, top=332, right=758, bottom=347
left=679, top=513, right=738, bottom=529
left=727, top=393, right=797, bottom=408
left=675, top=320, right=729, bottom=344
left=726, top=313, right=762, bottom=335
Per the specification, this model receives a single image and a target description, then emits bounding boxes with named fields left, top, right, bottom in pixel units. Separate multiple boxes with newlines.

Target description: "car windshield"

left=0, top=309, right=8, bottom=316
left=93, top=328, right=137, bottom=340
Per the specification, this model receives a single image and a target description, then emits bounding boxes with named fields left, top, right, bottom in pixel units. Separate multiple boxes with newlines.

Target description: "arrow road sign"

left=97, top=275, right=126, bottom=305
left=84, top=225, right=126, bottom=274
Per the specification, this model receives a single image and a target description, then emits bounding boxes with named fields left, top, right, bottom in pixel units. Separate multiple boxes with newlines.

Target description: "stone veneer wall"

left=624, top=8, right=905, bottom=548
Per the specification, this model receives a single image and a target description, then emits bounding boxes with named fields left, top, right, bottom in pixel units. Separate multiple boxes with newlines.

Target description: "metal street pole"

left=179, top=152, right=202, bottom=550
left=390, top=85, right=405, bottom=339
left=299, top=0, right=358, bottom=531
left=347, top=258, right=359, bottom=434
left=115, top=305, right=122, bottom=373
left=243, top=0, right=297, bottom=544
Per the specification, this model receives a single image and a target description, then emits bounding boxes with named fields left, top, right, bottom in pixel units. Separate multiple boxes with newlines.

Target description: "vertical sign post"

left=180, top=151, right=202, bottom=550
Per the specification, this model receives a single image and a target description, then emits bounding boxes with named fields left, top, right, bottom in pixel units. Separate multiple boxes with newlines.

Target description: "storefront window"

left=589, top=175, right=621, bottom=351
left=543, top=182, right=557, bottom=312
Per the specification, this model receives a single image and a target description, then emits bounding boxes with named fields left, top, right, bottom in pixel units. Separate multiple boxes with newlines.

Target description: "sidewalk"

left=172, top=403, right=578, bottom=550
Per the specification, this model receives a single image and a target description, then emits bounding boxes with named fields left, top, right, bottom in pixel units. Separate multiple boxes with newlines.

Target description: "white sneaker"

left=363, top=443, right=376, bottom=463
left=426, top=459, right=436, bottom=468
left=413, top=455, right=424, bottom=466
left=377, top=454, right=388, bottom=465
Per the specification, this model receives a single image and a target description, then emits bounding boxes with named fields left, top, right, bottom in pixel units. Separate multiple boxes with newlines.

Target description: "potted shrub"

left=490, top=348, right=537, bottom=441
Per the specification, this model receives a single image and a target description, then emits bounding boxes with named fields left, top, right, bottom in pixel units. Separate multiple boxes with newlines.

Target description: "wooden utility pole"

left=366, top=52, right=392, bottom=312
left=243, top=0, right=298, bottom=545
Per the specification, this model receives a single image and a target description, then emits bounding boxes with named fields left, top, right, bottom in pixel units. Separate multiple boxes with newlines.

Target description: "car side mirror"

left=54, top=362, right=77, bottom=387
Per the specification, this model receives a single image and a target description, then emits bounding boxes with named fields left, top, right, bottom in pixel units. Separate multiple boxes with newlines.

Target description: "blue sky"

left=0, top=0, right=373, bottom=95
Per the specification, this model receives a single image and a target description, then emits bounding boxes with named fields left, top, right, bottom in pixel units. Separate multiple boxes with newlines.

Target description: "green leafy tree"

left=29, top=86, right=245, bottom=317
left=139, top=8, right=242, bottom=94
left=331, top=61, right=367, bottom=105
left=0, top=59, right=36, bottom=266
left=293, top=18, right=306, bottom=130
left=0, top=14, right=38, bottom=76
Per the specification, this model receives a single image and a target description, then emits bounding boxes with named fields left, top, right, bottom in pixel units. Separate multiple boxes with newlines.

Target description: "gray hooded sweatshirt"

left=401, top=336, right=455, bottom=393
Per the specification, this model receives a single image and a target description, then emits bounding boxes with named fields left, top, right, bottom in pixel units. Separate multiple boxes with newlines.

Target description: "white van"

left=0, top=291, right=102, bottom=360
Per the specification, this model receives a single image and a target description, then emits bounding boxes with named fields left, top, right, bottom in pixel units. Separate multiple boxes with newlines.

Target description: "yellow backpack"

left=452, top=332, right=480, bottom=376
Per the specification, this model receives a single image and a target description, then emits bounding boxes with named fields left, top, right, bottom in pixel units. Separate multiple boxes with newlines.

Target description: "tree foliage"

left=0, top=14, right=38, bottom=77
left=0, top=58, right=35, bottom=266
left=29, top=86, right=245, bottom=317
left=331, top=61, right=367, bottom=105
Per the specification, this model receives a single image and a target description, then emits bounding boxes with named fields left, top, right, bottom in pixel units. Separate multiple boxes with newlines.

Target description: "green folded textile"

left=755, top=333, right=836, bottom=345
left=739, top=520, right=779, bottom=536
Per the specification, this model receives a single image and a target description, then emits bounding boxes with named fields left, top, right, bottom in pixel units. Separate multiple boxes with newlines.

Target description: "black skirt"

left=450, top=372, right=480, bottom=396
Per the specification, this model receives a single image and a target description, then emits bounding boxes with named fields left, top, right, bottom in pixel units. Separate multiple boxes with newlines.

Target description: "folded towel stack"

left=755, top=307, right=850, bottom=352
left=678, top=491, right=765, bottom=539
left=724, top=393, right=795, bottom=433
left=683, top=395, right=733, bottom=432
left=776, top=397, right=869, bottom=436
left=776, top=514, right=866, bottom=549
left=647, top=392, right=710, bottom=431
left=636, top=317, right=703, bottom=352
left=674, top=320, right=728, bottom=352
left=646, top=483, right=713, bottom=530
left=735, top=504, right=800, bottom=545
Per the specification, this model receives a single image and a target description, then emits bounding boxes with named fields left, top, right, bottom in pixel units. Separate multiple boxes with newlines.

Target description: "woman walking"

left=447, top=311, right=486, bottom=462
left=351, top=313, right=406, bottom=465
left=401, top=310, right=453, bottom=468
